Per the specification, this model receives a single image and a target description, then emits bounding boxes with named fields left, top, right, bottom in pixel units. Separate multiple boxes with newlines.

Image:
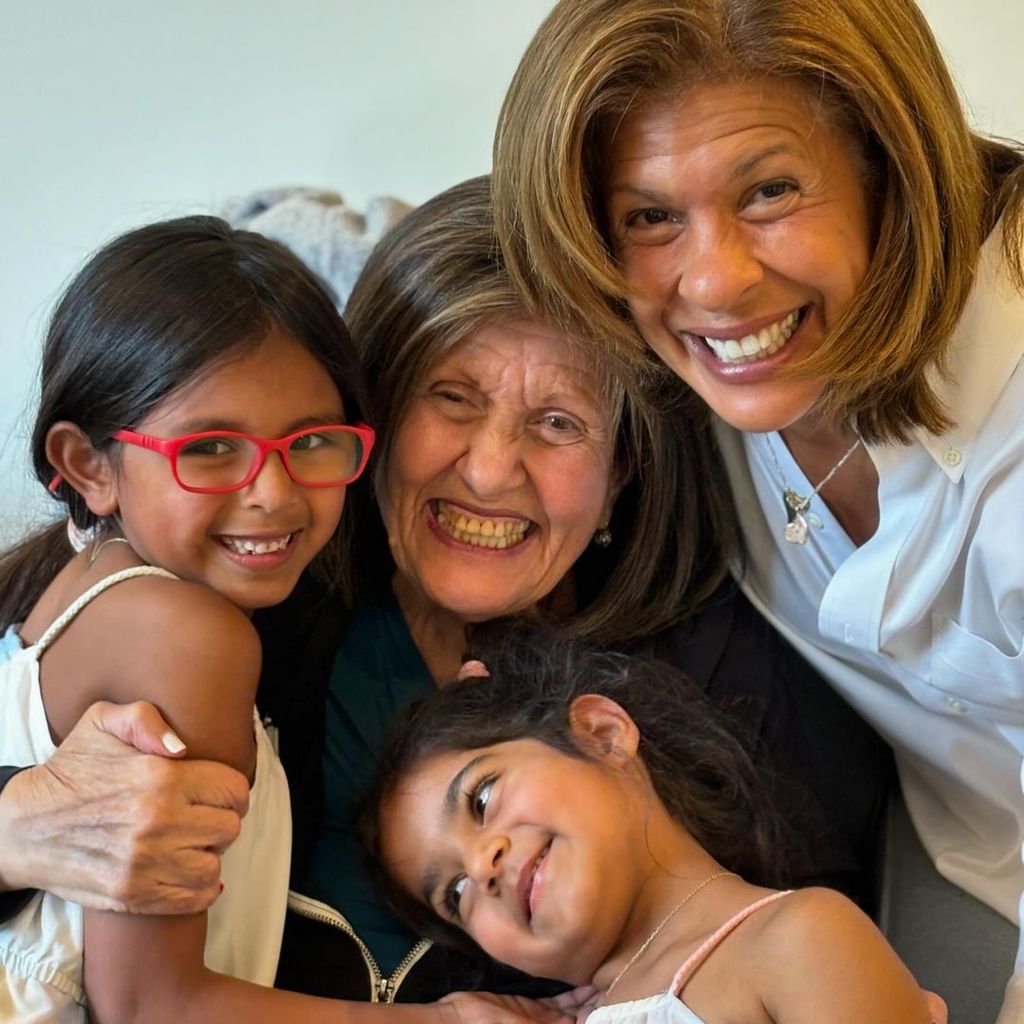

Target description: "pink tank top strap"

left=670, top=890, right=793, bottom=996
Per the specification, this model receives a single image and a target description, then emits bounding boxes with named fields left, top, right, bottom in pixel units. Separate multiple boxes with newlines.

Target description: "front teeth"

left=436, top=502, right=530, bottom=550
left=703, top=310, right=800, bottom=364
left=223, top=535, right=291, bottom=555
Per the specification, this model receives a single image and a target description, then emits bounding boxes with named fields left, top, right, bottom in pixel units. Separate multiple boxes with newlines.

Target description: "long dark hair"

left=363, top=619, right=791, bottom=955
left=0, top=215, right=371, bottom=630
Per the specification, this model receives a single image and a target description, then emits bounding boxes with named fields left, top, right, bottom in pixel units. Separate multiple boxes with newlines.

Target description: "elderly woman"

left=490, top=1, right=1024, bottom=1020
left=0, top=178, right=888, bottom=1014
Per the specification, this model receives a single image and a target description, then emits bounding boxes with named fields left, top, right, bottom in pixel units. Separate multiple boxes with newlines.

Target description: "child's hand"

left=439, top=989, right=587, bottom=1024
left=0, top=700, right=249, bottom=914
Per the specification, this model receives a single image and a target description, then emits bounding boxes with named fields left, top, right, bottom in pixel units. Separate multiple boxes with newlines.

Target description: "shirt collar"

left=912, top=222, right=1024, bottom=482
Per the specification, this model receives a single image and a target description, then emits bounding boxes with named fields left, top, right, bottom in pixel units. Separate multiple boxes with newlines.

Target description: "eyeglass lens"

left=176, top=428, right=363, bottom=489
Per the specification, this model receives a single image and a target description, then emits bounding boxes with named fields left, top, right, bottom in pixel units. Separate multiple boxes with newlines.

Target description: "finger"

left=456, top=658, right=491, bottom=681
left=545, top=987, right=598, bottom=1012
left=133, top=851, right=226, bottom=915
left=144, top=880, right=223, bottom=916
left=179, top=760, right=251, bottom=819
left=169, top=803, right=245, bottom=854
left=87, top=700, right=187, bottom=757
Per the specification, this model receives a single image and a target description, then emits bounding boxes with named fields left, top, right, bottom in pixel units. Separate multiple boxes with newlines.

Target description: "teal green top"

left=302, top=604, right=436, bottom=975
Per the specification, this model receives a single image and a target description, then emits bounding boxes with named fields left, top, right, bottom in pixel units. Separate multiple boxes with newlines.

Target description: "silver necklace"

left=765, top=433, right=863, bottom=545
left=604, top=870, right=734, bottom=998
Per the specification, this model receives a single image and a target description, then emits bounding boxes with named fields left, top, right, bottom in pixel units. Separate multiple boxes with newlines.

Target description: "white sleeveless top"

left=0, top=567, right=292, bottom=1021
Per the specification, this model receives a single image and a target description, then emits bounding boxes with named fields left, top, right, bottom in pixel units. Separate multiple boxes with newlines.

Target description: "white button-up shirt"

left=717, top=225, right=1024, bottom=1014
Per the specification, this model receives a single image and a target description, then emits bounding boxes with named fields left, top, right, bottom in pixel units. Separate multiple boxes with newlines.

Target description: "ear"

left=568, top=694, right=640, bottom=763
left=45, top=421, right=119, bottom=517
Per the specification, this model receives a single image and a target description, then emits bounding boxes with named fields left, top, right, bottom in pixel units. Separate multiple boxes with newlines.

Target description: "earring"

left=66, top=518, right=98, bottom=553
left=593, top=527, right=612, bottom=548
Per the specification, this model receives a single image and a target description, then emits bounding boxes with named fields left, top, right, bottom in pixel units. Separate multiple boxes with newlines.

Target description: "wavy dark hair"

left=0, top=215, right=371, bottom=631
left=362, top=618, right=792, bottom=957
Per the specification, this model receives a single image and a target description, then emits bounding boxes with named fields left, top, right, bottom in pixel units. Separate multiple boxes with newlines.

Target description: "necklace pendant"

left=782, top=487, right=810, bottom=515
left=784, top=513, right=810, bottom=545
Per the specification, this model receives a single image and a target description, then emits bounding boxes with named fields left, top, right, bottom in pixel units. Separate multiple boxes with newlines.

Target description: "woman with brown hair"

left=491, top=1, right=1024, bottom=1020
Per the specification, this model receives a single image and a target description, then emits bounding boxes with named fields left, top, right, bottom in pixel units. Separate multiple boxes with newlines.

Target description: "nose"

left=676, top=216, right=764, bottom=314
left=466, top=830, right=510, bottom=895
left=242, top=450, right=298, bottom=511
left=457, top=421, right=528, bottom=498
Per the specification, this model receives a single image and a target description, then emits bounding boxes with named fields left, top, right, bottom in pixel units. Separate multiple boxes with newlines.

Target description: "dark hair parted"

left=493, top=0, right=1024, bottom=443
left=363, top=618, right=791, bottom=954
left=344, top=175, right=735, bottom=644
left=0, top=215, right=371, bottom=630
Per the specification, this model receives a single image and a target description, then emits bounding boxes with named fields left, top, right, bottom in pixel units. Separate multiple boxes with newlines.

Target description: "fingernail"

left=457, top=659, right=490, bottom=681
left=162, top=731, right=186, bottom=754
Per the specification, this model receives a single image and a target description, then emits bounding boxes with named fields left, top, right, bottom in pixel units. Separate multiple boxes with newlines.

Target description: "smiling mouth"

left=691, top=308, right=803, bottom=365
left=219, top=533, right=293, bottom=555
left=433, top=500, right=532, bottom=550
left=519, top=841, right=551, bottom=924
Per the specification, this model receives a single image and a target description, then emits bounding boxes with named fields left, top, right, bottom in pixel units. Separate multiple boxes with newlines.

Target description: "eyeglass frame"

left=48, top=423, right=376, bottom=495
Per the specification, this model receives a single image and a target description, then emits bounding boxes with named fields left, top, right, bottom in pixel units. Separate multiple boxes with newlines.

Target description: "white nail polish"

left=162, top=731, right=186, bottom=754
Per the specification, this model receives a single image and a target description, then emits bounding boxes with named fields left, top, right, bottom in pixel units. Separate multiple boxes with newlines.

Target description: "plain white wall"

left=1, top=0, right=1022, bottom=538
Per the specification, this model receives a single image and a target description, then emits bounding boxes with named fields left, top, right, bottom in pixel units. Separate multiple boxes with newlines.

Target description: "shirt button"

left=946, top=697, right=968, bottom=713
left=943, top=447, right=963, bottom=467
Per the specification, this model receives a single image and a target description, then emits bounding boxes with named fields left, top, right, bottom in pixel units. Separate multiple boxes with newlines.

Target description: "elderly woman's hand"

left=0, top=699, right=249, bottom=914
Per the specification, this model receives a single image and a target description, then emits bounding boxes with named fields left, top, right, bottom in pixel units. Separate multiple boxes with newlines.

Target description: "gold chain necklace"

left=604, top=870, right=735, bottom=998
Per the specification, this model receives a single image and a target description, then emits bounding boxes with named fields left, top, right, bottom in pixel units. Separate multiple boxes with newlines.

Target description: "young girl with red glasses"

left=0, top=216, right=385, bottom=1021
left=366, top=621, right=948, bottom=1024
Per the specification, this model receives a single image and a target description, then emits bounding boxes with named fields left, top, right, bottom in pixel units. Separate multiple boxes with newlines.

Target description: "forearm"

left=196, top=981, right=450, bottom=1024
left=0, top=764, right=36, bottom=921
left=93, top=965, right=453, bottom=1024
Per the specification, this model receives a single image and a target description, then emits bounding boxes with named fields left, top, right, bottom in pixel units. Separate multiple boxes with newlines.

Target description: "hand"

left=546, top=987, right=601, bottom=1022
left=0, top=700, right=249, bottom=914
left=439, top=988, right=597, bottom=1024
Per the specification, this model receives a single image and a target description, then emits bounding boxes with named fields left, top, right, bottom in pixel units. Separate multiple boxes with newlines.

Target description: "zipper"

left=380, top=937, right=432, bottom=1001
left=287, top=890, right=431, bottom=1002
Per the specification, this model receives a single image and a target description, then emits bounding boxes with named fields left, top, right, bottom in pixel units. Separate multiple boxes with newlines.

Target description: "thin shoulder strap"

left=34, top=566, right=179, bottom=658
left=671, top=890, right=793, bottom=996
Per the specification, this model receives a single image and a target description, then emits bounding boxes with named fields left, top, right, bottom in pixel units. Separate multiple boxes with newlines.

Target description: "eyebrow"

left=168, top=412, right=347, bottom=436
left=420, top=754, right=491, bottom=906
left=729, top=144, right=793, bottom=181
left=607, top=143, right=798, bottom=200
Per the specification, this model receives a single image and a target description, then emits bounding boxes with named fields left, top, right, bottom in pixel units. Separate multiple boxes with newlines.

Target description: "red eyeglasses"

left=49, top=423, right=375, bottom=494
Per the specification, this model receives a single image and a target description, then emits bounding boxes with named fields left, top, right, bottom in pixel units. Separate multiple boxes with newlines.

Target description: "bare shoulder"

left=753, top=888, right=933, bottom=1023
left=751, top=886, right=891, bottom=970
left=41, top=574, right=261, bottom=776
left=761, top=886, right=866, bottom=940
